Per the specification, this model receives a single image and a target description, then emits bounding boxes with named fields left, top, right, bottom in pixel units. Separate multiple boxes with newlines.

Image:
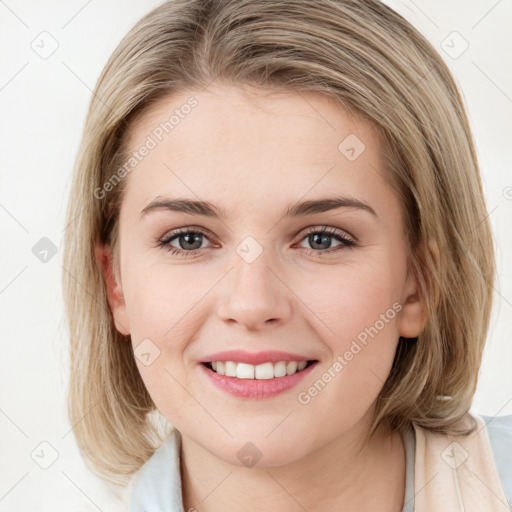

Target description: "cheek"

left=122, top=264, right=214, bottom=425
left=292, top=260, right=404, bottom=404
left=124, top=261, right=206, bottom=342
left=296, top=257, right=404, bottom=347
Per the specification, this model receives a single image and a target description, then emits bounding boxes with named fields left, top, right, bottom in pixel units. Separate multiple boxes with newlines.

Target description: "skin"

left=99, top=83, right=426, bottom=511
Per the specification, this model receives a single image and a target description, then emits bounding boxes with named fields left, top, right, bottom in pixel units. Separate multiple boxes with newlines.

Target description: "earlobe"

left=398, top=287, right=426, bottom=338
left=398, top=238, right=438, bottom=339
left=95, top=243, right=130, bottom=336
left=398, top=268, right=428, bottom=339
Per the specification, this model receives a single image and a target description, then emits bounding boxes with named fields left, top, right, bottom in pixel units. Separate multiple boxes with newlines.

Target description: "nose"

left=216, top=250, right=293, bottom=332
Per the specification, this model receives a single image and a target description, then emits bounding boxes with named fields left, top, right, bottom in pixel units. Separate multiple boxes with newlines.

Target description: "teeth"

left=287, top=361, right=298, bottom=374
left=237, top=363, right=255, bottom=379
left=208, top=360, right=310, bottom=379
left=274, top=361, right=287, bottom=377
left=255, top=362, right=273, bottom=380
left=225, top=361, right=237, bottom=377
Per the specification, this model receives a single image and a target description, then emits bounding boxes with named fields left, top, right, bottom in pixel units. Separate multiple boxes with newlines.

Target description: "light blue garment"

left=129, top=414, right=512, bottom=512
left=481, top=414, right=512, bottom=506
left=130, top=431, right=185, bottom=512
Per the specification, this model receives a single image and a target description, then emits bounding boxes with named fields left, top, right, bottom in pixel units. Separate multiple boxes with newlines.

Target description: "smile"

left=203, top=360, right=313, bottom=379
left=197, top=351, right=319, bottom=400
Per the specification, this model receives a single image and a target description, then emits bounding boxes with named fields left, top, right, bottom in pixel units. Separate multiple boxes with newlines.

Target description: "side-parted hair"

left=62, top=0, right=496, bottom=485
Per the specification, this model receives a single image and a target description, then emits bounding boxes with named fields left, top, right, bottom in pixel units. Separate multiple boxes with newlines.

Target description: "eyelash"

left=156, top=225, right=355, bottom=258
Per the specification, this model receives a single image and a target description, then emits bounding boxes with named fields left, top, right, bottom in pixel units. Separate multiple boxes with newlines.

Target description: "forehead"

left=121, top=84, right=391, bottom=215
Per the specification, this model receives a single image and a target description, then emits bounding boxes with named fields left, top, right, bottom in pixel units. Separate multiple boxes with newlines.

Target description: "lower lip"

left=199, top=362, right=318, bottom=399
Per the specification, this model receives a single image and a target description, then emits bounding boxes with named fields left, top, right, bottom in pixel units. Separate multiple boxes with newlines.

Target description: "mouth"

left=199, top=358, right=319, bottom=399
left=201, top=359, right=317, bottom=379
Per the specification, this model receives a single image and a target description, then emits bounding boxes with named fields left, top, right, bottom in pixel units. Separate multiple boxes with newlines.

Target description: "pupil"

left=180, top=233, right=202, bottom=250
left=311, top=233, right=331, bottom=250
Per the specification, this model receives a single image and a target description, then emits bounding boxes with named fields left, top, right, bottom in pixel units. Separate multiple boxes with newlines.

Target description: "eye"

left=157, top=227, right=214, bottom=257
left=296, top=226, right=355, bottom=255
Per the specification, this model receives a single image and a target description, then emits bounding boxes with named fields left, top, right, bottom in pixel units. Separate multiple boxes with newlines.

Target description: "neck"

left=180, top=417, right=406, bottom=512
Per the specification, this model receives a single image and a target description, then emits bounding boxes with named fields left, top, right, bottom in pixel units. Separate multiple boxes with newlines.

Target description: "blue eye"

left=157, top=225, right=355, bottom=257
left=157, top=227, right=213, bottom=257
left=298, top=227, right=355, bottom=255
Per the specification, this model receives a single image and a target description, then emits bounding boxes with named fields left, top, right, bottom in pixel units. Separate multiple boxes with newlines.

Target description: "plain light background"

left=1, top=0, right=511, bottom=510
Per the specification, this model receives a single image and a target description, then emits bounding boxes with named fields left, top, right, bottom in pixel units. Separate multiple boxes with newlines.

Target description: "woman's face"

left=105, top=84, right=424, bottom=467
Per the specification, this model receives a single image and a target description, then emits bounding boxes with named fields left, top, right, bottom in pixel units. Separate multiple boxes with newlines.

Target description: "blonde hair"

left=62, top=0, right=496, bottom=485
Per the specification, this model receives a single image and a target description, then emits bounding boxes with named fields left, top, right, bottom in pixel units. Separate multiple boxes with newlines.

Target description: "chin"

left=210, top=435, right=308, bottom=469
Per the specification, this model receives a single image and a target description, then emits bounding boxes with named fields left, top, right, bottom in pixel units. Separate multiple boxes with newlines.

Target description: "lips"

left=196, top=349, right=319, bottom=398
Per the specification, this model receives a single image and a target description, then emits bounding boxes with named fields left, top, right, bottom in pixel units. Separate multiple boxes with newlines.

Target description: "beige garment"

left=413, top=414, right=510, bottom=511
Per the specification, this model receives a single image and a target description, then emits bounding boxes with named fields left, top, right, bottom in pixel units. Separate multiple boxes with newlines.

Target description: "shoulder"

left=480, top=413, right=512, bottom=506
left=129, top=430, right=184, bottom=512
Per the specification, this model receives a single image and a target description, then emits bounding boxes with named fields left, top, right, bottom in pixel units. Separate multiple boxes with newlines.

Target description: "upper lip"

left=198, top=350, right=317, bottom=365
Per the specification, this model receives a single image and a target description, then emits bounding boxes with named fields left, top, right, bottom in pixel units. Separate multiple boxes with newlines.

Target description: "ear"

left=95, top=243, right=130, bottom=336
left=398, top=239, right=438, bottom=338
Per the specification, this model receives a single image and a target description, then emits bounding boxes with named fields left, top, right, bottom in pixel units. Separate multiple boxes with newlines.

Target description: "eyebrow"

left=140, top=196, right=377, bottom=219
